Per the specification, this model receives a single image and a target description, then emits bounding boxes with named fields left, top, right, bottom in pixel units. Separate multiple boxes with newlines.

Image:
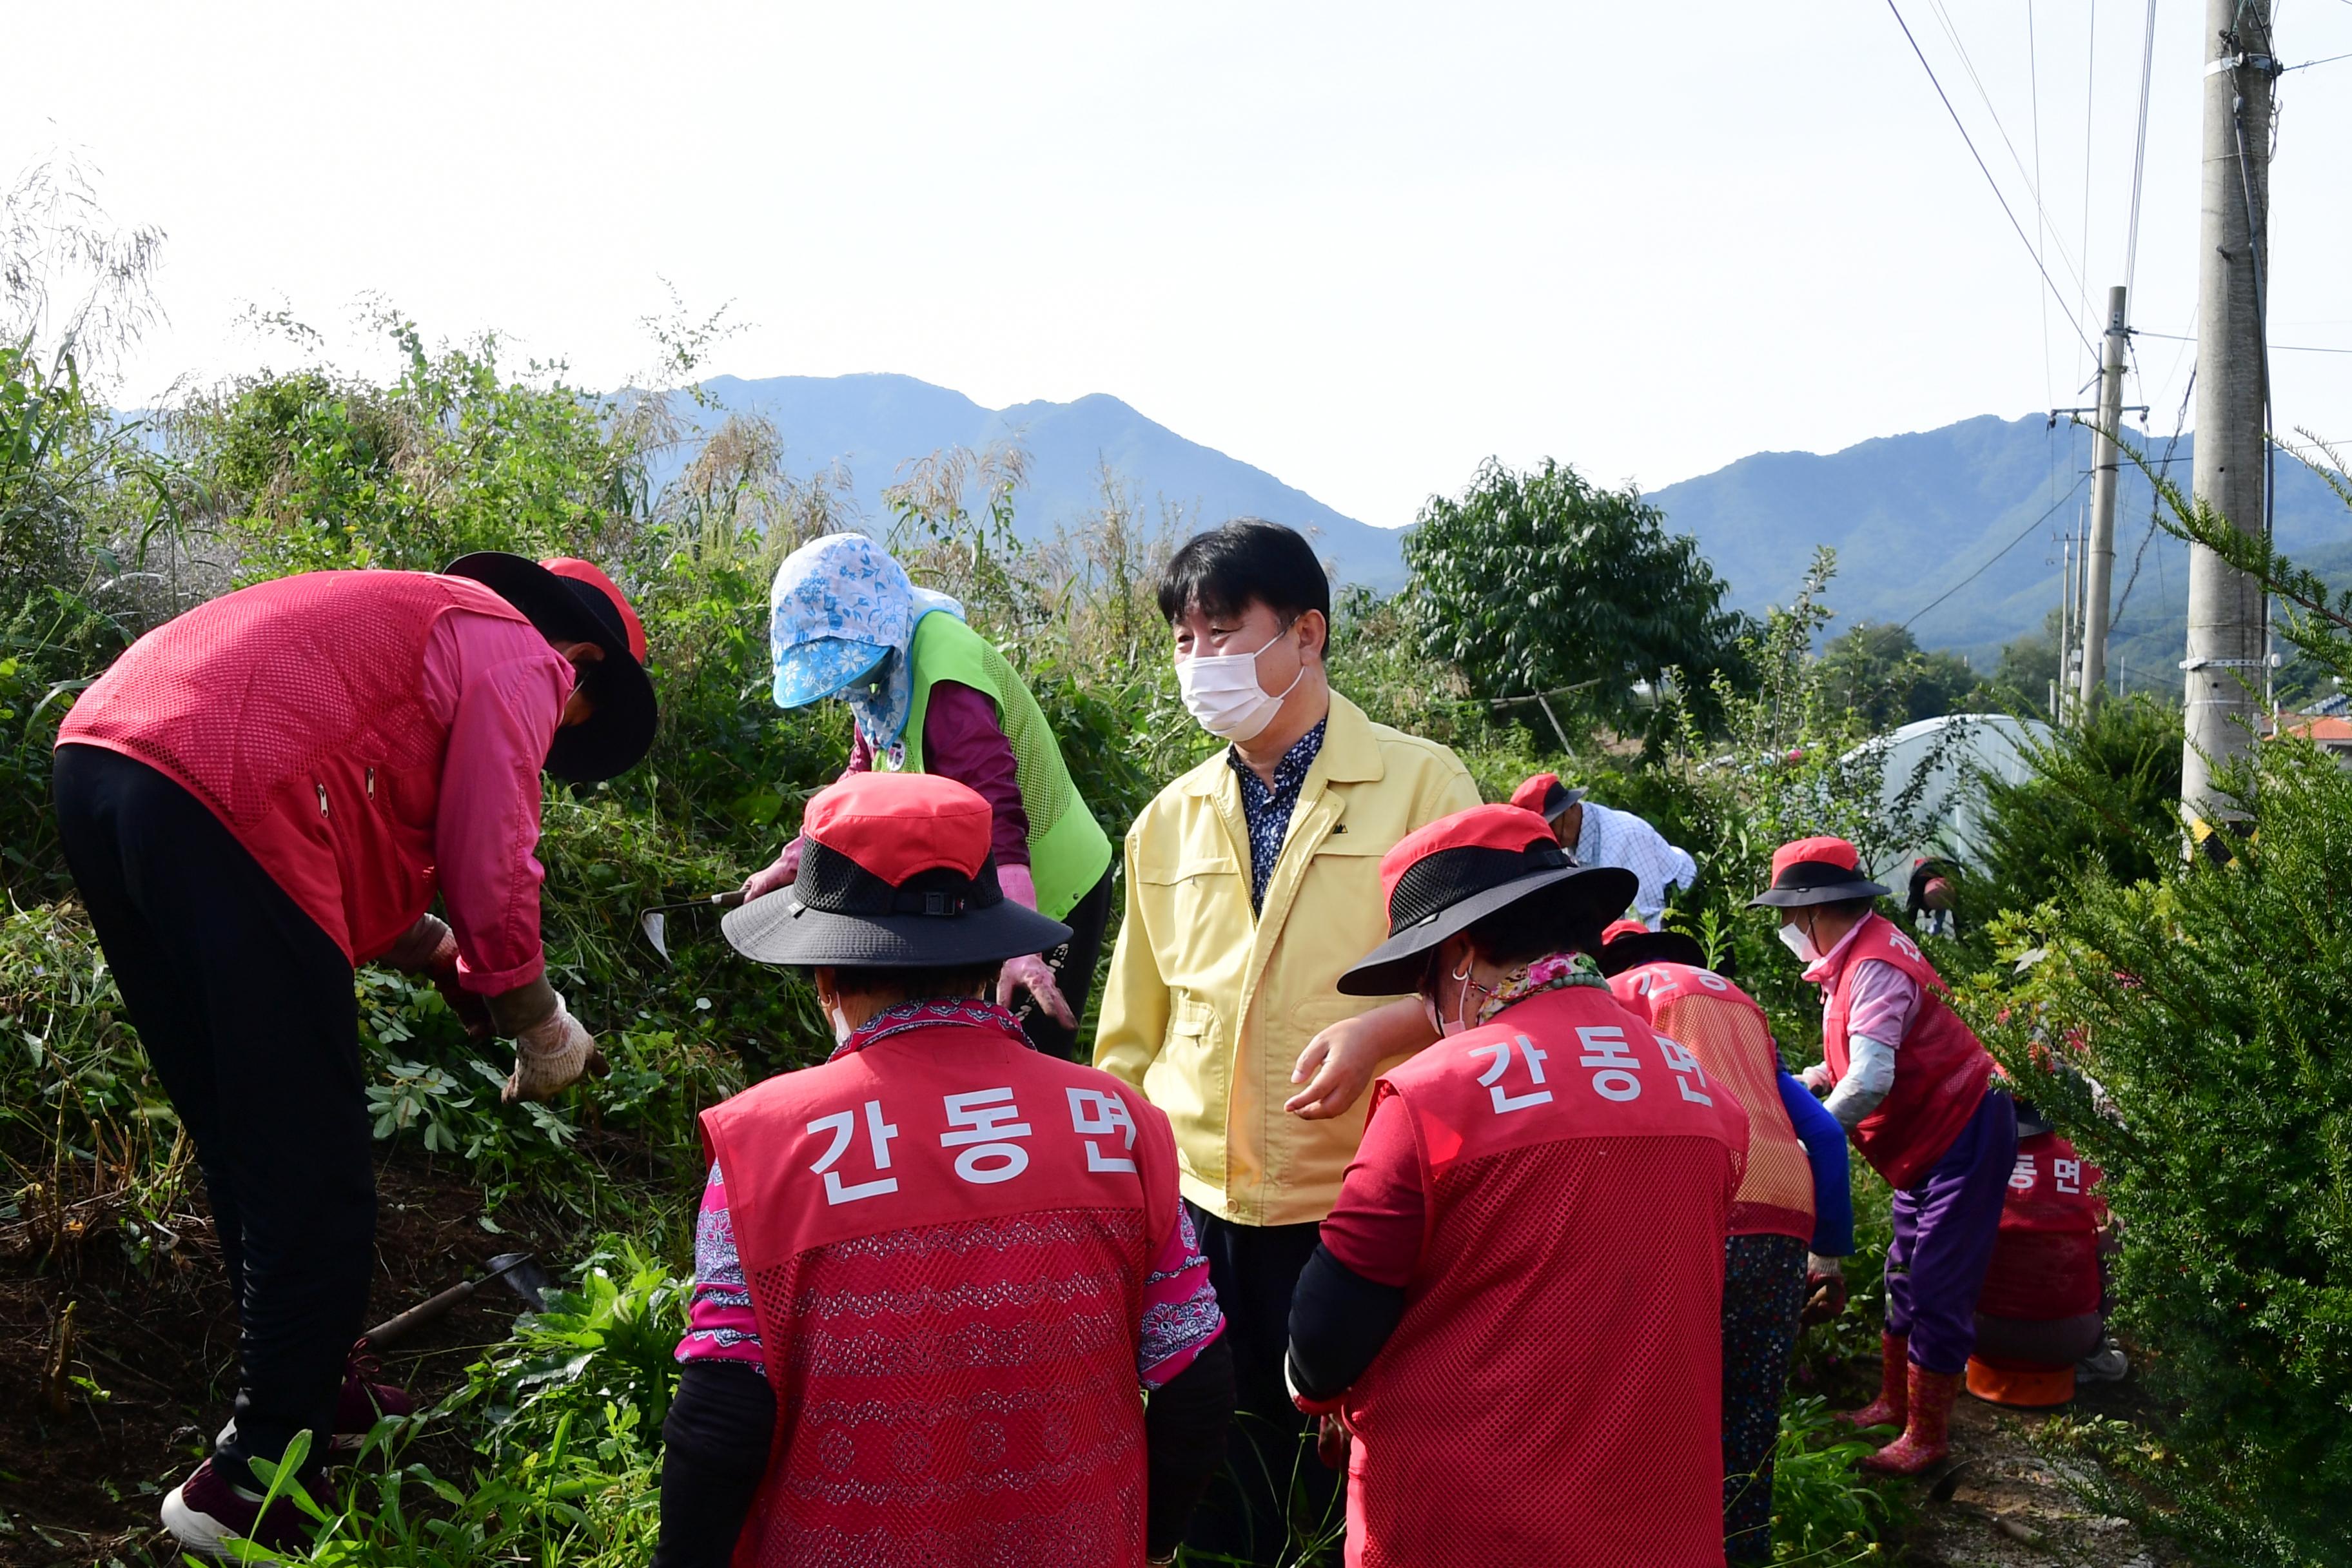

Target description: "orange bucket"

left=1966, top=1355, right=2075, bottom=1407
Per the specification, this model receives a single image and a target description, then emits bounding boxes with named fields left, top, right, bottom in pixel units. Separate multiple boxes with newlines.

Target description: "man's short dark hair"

left=1157, top=518, right=1331, bottom=627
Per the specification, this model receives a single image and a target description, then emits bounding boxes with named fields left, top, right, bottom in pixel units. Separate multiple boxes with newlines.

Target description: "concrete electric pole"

left=2078, top=286, right=2128, bottom=709
left=2180, top=0, right=2275, bottom=825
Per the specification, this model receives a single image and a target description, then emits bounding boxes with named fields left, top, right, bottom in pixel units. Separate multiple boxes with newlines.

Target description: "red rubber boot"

left=1861, top=1363, right=1961, bottom=1476
left=1839, top=1331, right=1909, bottom=1430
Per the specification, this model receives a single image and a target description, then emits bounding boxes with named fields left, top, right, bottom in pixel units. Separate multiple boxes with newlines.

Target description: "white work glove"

left=1800, top=1061, right=1836, bottom=1095
left=501, top=993, right=607, bottom=1105
left=741, top=836, right=803, bottom=901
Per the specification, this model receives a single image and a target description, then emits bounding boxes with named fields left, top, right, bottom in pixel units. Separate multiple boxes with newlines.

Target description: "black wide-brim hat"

left=444, top=552, right=659, bottom=784
left=1337, top=804, right=1638, bottom=997
left=1596, top=919, right=1720, bottom=978
left=1746, top=834, right=1893, bottom=908
left=722, top=773, right=1070, bottom=968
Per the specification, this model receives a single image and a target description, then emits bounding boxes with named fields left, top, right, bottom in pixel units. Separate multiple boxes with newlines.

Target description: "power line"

left=1885, top=0, right=2101, bottom=358
left=2124, top=0, right=2158, bottom=298
left=2028, top=0, right=2053, bottom=406
left=1901, top=473, right=2092, bottom=631
left=2135, top=329, right=2352, bottom=355
left=1925, top=0, right=2096, bottom=313
left=2081, top=0, right=2099, bottom=382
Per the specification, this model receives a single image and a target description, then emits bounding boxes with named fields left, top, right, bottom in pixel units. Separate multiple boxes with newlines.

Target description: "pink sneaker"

left=159, top=1457, right=314, bottom=1560
left=333, top=1349, right=416, bottom=1452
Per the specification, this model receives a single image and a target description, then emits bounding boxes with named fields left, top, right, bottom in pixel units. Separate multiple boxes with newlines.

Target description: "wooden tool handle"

left=361, top=1278, right=477, bottom=1349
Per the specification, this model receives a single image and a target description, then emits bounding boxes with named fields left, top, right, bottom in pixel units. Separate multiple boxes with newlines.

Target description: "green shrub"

left=1977, top=738, right=2352, bottom=1567
left=1959, top=694, right=2183, bottom=945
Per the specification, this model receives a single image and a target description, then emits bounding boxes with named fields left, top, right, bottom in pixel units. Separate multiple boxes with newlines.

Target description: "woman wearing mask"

left=1755, top=836, right=2015, bottom=1476
left=1285, top=805, right=1747, bottom=1568
left=744, top=533, right=1113, bottom=1059
left=1093, top=518, right=1480, bottom=1563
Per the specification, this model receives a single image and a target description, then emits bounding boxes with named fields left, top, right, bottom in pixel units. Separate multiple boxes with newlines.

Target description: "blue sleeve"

left=1778, top=1066, right=1855, bottom=1257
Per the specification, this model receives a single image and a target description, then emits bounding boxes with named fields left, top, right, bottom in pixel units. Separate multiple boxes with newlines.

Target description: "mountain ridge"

left=678, top=372, right=2346, bottom=663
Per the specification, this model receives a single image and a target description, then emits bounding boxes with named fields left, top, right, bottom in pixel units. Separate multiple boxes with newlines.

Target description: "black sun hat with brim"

left=1508, top=770, right=1588, bottom=822
left=1596, top=918, right=1724, bottom=979
left=1336, top=804, right=1638, bottom=997
left=443, top=553, right=658, bottom=784
left=1745, top=835, right=1894, bottom=908
left=722, top=772, right=1070, bottom=968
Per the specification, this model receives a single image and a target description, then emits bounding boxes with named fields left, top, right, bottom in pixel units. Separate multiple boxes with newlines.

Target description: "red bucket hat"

left=721, top=773, right=1070, bottom=968
left=1747, top=836, right=1892, bottom=908
left=1595, top=916, right=1718, bottom=979
left=1507, top=770, right=1587, bottom=823
left=1335, top=804, right=1636, bottom=996
left=444, top=551, right=658, bottom=784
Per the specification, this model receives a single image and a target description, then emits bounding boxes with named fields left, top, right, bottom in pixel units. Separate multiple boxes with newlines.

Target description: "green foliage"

left=1639, top=551, right=1966, bottom=1032
left=1959, top=694, right=2182, bottom=941
left=1403, top=456, right=1754, bottom=743
left=189, top=317, right=640, bottom=582
left=1977, top=738, right=2352, bottom=1566
left=1815, top=620, right=1981, bottom=729
left=1767, top=1397, right=1906, bottom=1564
left=1991, top=607, right=2064, bottom=707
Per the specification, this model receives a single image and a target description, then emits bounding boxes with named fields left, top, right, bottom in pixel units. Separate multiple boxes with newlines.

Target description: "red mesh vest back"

left=1342, top=985, right=1747, bottom=1568
left=1820, top=915, right=1995, bottom=1189
left=701, top=1024, right=1180, bottom=1568
left=1611, top=962, right=1816, bottom=1240
left=58, top=570, right=531, bottom=961
left=1978, top=1131, right=2103, bottom=1321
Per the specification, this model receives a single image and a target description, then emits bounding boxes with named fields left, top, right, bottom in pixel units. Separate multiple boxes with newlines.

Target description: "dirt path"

left=0, top=1154, right=564, bottom=1566
left=1899, top=1383, right=2180, bottom=1568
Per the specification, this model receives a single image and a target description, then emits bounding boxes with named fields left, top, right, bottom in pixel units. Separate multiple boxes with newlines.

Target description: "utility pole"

left=2180, top=0, right=2276, bottom=825
left=2079, top=286, right=2129, bottom=709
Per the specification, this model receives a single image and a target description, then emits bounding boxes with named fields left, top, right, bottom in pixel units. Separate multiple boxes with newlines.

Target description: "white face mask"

left=827, top=1003, right=855, bottom=1046
left=1778, top=919, right=1820, bottom=964
left=1177, top=627, right=1308, bottom=741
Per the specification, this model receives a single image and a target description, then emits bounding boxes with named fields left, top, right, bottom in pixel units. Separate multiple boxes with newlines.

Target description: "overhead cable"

left=1901, top=473, right=2092, bottom=631
left=1884, top=0, right=2101, bottom=360
left=2124, top=0, right=2157, bottom=299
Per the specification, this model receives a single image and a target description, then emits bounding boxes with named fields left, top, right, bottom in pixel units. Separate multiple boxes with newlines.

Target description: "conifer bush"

left=1979, top=738, right=2352, bottom=1566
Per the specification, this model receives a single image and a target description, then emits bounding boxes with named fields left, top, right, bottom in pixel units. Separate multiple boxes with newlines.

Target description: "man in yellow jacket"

left=1095, top=519, right=1480, bottom=1564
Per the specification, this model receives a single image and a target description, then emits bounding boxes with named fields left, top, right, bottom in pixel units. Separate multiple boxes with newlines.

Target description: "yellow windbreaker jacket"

left=1093, top=692, right=1480, bottom=1226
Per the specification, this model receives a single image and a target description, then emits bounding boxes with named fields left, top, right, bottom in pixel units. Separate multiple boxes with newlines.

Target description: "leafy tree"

left=1817, top=620, right=1982, bottom=728
left=1991, top=607, right=2063, bottom=705
left=1404, top=456, right=1753, bottom=740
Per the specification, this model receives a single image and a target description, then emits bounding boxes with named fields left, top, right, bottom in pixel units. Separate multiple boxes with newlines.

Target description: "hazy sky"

left=9, top=1, right=2349, bottom=528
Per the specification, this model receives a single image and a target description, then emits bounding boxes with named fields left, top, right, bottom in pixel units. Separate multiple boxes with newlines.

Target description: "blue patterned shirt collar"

left=1227, top=718, right=1328, bottom=914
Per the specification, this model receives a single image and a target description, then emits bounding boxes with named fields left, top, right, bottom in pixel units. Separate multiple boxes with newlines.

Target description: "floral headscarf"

left=769, top=533, right=964, bottom=753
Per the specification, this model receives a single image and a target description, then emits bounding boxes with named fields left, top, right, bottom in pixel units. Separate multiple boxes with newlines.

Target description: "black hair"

left=1458, top=885, right=1607, bottom=968
left=823, top=961, right=1001, bottom=1003
left=1810, top=896, right=1879, bottom=922
left=1157, top=518, right=1331, bottom=627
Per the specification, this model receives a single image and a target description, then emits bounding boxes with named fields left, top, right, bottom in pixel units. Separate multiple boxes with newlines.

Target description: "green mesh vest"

left=885, top=612, right=1113, bottom=921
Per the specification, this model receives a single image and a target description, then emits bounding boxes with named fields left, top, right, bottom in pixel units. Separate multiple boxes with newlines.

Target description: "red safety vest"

left=58, top=569, right=536, bottom=965
left=701, top=1020, right=1181, bottom=1568
left=1611, top=961, right=1817, bottom=1241
left=1819, top=914, right=1995, bottom=1190
left=1977, top=1131, right=2103, bottom=1322
left=1339, top=985, right=1747, bottom=1568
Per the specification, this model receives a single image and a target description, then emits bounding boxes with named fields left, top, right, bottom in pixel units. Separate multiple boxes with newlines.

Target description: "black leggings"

left=1017, top=865, right=1114, bottom=1061
left=52, top=745, right=374, bottom=1488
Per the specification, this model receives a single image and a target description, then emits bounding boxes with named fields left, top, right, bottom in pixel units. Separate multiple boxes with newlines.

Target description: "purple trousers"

left=1884, top=1089, right=2017, bottom=1374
